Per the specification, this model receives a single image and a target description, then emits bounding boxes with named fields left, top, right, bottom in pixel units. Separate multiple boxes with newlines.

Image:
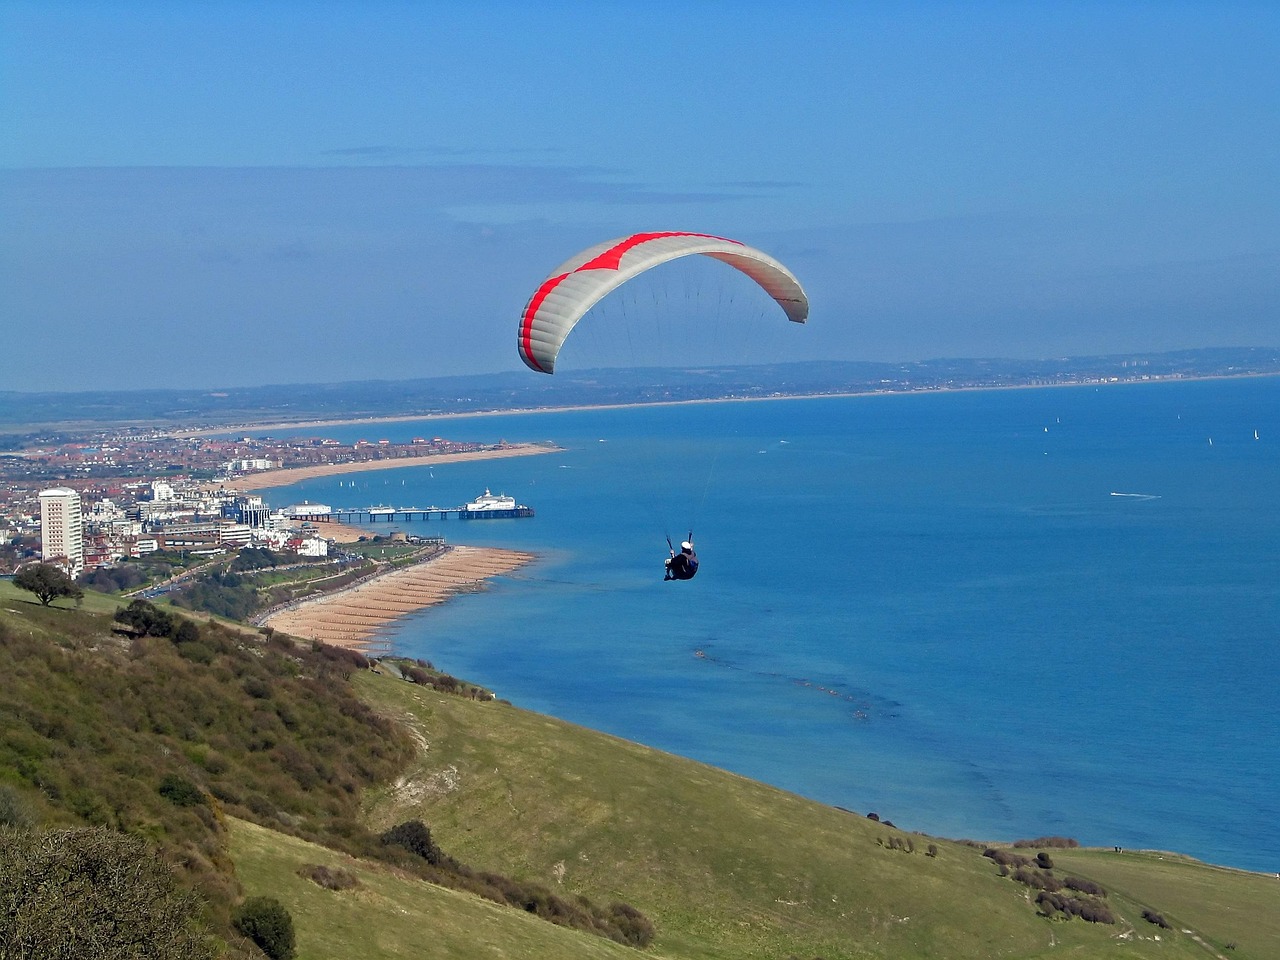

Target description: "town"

left=0, top=431, right=524, bottom=576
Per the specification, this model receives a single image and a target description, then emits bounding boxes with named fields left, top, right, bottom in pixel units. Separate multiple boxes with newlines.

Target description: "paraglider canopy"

left=518, top=231, right=808, bottom=374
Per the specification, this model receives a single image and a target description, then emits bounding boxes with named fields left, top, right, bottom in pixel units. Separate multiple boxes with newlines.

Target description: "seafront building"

left=38, top=487, right=84, bottom=576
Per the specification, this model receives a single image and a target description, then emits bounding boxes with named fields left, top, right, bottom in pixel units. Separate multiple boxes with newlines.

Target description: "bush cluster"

left=1035, top=891, right=1115, bottom=924
left=1, top=600, right=414, bottom=948
left=229, top=548, right=284, bottom=572
left=297, top=864, right=360, bottom=891
left=114, top=598, right=183, bottom=639
left=158, top=774, right=206, bottom=808
left=1012, top=867, right=1061, bottom=891
left=0, top=827, right=221, bottom=959
left=983, top=848, right=1032, bottom=869
left=1014, top=836, right=1080, bottom=849
left=1064, top=876, right=1106, bottom=897
left=232, top=896, right=295, bottom=960
left=987, top=845, right=1113, bottom=926
left=80, top=563, right=149, bottom=593
left=4, top=599, right=658, bottom=953
left=379, top=819, right=655, bottom=947
left=381, top=820, right=451, bottom=867
left=878, top=835, right=915, bottom=853
left=170, top=571, right=261, bottom=621
left=402, top=661, right=492, bottom=699
left=1142, top=908, right=1172, bottom=929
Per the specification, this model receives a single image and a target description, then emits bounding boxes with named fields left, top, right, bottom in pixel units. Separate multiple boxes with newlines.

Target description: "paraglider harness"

left=664, top=534, right=699, bottom=581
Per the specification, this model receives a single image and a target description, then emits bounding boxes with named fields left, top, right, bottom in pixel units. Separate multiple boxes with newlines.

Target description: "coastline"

left=175, top=370, right=1280, bottom=439
left=225, top=442, right=558, bottom=492
left=261, top=544, right=534, bottom=650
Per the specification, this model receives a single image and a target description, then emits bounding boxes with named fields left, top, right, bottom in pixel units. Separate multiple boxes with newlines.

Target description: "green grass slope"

left=0, top=576, right=121, bottom=614
left=4, top=585, right=1274, bottom=960
left=355, top=671, right=1267, bottom=960
left=229, top=817, right=644, bottom=960
left=1049, top=849, right=1279, bottom=959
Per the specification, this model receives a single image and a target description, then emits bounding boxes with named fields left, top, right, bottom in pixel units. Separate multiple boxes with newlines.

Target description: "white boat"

left=464, top=488, right=517, bottom=512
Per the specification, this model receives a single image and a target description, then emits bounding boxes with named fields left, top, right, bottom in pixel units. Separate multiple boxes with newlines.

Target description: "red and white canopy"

left=518, top=231, right=808, bottom=374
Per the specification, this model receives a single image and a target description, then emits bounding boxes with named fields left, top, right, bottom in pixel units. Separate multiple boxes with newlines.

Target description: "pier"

left=287, top=503, right=534, bottom=523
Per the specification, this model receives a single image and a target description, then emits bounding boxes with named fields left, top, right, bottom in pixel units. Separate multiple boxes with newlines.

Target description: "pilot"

left=664, top=539, right=699, bottom=581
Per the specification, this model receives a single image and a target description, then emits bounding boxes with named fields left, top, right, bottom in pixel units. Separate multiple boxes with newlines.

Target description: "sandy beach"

left=261, top=545, right=534, bottom=649
left=230, top=442, right=557, bottom=492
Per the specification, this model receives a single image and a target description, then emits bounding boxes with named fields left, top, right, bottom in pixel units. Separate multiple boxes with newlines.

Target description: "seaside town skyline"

left=2, top=433, right=544, bottom=577
left=6, top=345, right=1276, bottom=578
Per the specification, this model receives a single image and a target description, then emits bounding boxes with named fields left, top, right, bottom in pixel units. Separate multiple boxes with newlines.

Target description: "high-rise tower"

left=39, top=487, right=83, bottom=577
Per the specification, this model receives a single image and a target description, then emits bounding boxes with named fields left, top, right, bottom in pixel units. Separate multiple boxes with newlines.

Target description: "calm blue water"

left=262, top=377, right=1280, bottom=872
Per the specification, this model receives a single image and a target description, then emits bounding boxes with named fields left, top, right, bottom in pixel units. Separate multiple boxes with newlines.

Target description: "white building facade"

left=39, top=487, right=84, bottom=576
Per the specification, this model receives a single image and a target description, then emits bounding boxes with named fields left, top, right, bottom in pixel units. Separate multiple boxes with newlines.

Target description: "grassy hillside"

left=354, top=671, right=1278, bottom=959
left=1048, top=849, right=1280, bottom=958
left=229, top=817, right=642, bottom=960
left=4, top=583, right=1275, bottom=959
left=0, top=585, right=413, bottom=953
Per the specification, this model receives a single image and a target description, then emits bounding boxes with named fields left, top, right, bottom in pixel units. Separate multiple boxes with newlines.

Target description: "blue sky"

left=2, top=0, right=1276, bottom=392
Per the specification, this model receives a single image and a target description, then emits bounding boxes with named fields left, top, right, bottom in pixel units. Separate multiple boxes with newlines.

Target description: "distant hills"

left=1, top=347, right=1277, bottom=439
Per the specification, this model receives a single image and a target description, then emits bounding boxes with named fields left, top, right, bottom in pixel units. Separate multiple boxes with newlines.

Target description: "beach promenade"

left=229, top=442, right=547, bottom=648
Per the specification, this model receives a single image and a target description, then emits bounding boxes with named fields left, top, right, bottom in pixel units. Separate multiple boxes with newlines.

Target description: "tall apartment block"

left=39, top=487, right=83, bottom=577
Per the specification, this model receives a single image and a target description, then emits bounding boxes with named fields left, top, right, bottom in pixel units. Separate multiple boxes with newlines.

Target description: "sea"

left=258, top=375, right=1279, bottom=873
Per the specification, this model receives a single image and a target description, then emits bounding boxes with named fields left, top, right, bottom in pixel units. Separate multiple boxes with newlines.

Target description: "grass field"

left=7, top=585, right=1272, bottom=959
left=1049, top=848, right=1280, bottom=959
left=337, top=670, right=1266, bottom=959
left=229, top=818, right=641, bottom=960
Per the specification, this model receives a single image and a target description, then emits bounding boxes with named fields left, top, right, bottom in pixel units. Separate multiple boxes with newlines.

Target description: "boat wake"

left=1110, top=492, right=1161, bottom=501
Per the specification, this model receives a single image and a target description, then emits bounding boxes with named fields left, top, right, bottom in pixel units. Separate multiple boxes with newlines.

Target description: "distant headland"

left=1, top=346, right=1276, bottom=441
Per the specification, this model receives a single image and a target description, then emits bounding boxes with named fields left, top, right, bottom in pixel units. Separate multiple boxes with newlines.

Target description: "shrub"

left=173, top=620, right=201, bottom=645
left=158, top=774, right=205, bottom=808
left=1012, top=867, right=1062, bottom=891
left=243, top=677, right=272, bottom=700
left=1142, top=908, right=1172, bottom=929
left=1035, top=851, right=1054, bottom=870
left=0, top=785, right=35, bottom=828
left=233, top=896, right=295, bottom=960
left=231, top=548, right=283, bottom=572
left=1014, top=836, right=1079, bottom=849
left=984, top=848, right=1031, bottom=868
left=114, top=599, right=176, bottom=638
left=381, top=820, right=448, bottom=867
left=926, top=843, right=939, bottom=858
left=0, top=827, right=219, bottom=959
left=1064, top=876, right=1106, bottom=897
left=319, top=645, right=369, bottom=671
left=1077, top=899, right=1115, bottom=924
left=79, top=564, right=147, bottom=594
left=606, top=902, right=656, bottom=947
left=177, top=640, right=215, bottom=664
left=297, top=863, right=359, bottom=891
left=1035, top=891, right=1115, bottom=924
